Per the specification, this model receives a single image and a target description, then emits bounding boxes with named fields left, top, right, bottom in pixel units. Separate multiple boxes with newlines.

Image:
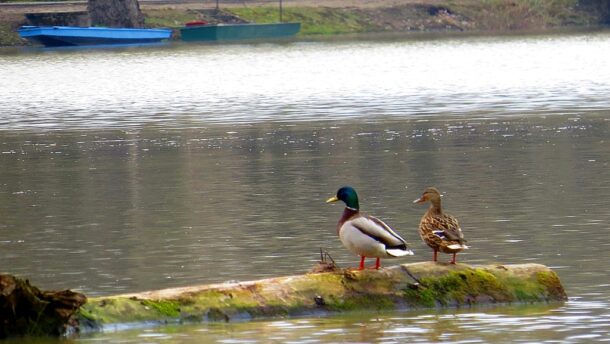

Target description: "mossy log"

left=77, top=262, right=566, bottom=332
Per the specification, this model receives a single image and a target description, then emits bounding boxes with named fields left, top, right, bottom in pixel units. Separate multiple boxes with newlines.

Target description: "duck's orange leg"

left=358, top=256, right=366, bottom=270
left=450, top=253, right=457, bottom=264
left=374, top=257, right=381, bottom=269
left=432, top=250, right=438, bottom=262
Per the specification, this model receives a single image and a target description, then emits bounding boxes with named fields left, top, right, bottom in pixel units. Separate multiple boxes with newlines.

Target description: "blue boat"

left=17, top=26, right=172, bottom=47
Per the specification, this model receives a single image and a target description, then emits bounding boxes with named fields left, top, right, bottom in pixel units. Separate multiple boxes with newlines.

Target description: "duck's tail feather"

left=387, top=248, right=414, bottom=256
left=447, top=243, right=469, bottom=250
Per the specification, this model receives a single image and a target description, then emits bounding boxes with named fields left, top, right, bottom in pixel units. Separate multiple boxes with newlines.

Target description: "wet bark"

left=0, top=274, right=86, bottom=338
left=87, top=0, right=144, bottom=28
left=0, top=263, right=567, bottom=336
left=78, top=262, right=567, bottom=332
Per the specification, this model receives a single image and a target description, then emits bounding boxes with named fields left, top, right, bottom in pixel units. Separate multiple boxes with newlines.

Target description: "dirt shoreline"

left=3, top=0, right=446, bottom=13
left=1, top=0, right=608, bottom=46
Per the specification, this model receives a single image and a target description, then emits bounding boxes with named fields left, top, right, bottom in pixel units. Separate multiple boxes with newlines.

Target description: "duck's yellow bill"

left=326, top=196, right=339, bottom=203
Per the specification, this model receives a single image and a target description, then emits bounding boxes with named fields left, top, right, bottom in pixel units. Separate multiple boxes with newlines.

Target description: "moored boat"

left=17, top=26, right=172, bottom=47
left=180, top=22, right=300, bottom=42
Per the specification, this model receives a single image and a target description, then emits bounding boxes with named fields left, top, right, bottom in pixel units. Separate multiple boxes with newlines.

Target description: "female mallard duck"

left=413, top=187, right=468, bottom=264
left=326, top=186, right=413, bottom=270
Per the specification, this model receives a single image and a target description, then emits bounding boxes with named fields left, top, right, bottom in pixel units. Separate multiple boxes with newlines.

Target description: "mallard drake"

left=326, top=186, right=413, bottom=270
left=413, top=187, right=468, bottom=264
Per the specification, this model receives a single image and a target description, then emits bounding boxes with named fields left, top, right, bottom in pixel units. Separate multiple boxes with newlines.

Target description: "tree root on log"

left=0, top=274, right=86, bottom=338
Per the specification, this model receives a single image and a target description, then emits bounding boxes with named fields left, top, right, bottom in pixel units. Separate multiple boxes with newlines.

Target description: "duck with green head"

left=326, top=186, right=413, bottom=270
left=413, top=187, right=468, bottom=264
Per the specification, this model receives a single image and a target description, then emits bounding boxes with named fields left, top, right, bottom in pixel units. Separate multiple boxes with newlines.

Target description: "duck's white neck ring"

left=346, top=206, right=358, bottom=211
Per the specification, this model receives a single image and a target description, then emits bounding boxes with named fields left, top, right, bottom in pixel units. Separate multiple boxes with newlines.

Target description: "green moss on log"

left=411, top=268, right=512, bottom=306
left=535, top=270, right=567, bottom=299
left=75, top=262, right=566, bottom=331
left=0, top=263, right=566, bottom=335
left=140, top=299, right=181, bottom=318
left=399, top=264, right=567, bottom=308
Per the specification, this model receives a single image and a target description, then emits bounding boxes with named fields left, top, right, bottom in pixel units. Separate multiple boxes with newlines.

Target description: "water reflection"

left=70, top=301, right=608, bottom=343
left=1, top=116, right=609, bottom=299
left=2, top=32, right=610, bottom=129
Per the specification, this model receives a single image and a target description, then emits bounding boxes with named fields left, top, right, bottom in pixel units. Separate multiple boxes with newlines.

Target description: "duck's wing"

left=426, top=214, right=465, bottom=243
left=349, top=215, right=408, bottom=248
left=442, top=214, right=465, bottom=241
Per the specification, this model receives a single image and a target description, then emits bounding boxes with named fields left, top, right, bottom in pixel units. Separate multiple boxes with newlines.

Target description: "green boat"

left=180, top=22, right=300, bottom=42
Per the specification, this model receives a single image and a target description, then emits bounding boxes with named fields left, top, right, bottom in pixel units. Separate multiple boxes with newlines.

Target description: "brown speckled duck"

left=413, top=187, right=468, bottom=264
left=327, top=186, right=413, bottom=270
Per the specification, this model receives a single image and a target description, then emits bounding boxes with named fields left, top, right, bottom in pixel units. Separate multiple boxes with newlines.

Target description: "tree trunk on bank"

left=87, top=0, right=144, bottom=28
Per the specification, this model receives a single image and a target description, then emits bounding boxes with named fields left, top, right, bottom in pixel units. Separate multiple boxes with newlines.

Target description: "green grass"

left=228, top=6, right=378, bottom=35
left=143, top=9, right=201, bottom=28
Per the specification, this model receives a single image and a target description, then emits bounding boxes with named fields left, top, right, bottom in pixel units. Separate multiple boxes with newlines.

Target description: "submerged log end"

left=0, top=274, right=86, bottom=339
left=77, top=262, right=567, bottom=331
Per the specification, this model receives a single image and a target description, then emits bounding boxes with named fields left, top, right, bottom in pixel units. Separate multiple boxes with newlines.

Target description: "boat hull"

left=180, top=22, right=300, bottom=42
left=18, top=26, right=172, bottom=47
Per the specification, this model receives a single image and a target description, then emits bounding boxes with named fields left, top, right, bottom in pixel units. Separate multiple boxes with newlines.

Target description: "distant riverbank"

left=1, top=0, right=609, bottom=46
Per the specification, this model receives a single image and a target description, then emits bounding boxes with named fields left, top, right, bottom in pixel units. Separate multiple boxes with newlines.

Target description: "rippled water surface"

left=2, top=31, right=610, bottom=129
left=1, top=31, right=610, bottom=343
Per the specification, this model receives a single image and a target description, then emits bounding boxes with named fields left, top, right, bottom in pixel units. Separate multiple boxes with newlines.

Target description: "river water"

left=1, top=31, right=610, bottom=343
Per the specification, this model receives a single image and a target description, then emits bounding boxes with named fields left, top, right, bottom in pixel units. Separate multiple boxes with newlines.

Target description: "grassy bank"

left=1, top=0, right=608, bottom=46
left=228, top=7, right=377, bottom=35
left=224, top=0, right=602, bottom=35
left=448, top=0, right=598, bottom=31
left=142, top=7, right=377, bottom=35
left=0, top=23, right=24, bottom=46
